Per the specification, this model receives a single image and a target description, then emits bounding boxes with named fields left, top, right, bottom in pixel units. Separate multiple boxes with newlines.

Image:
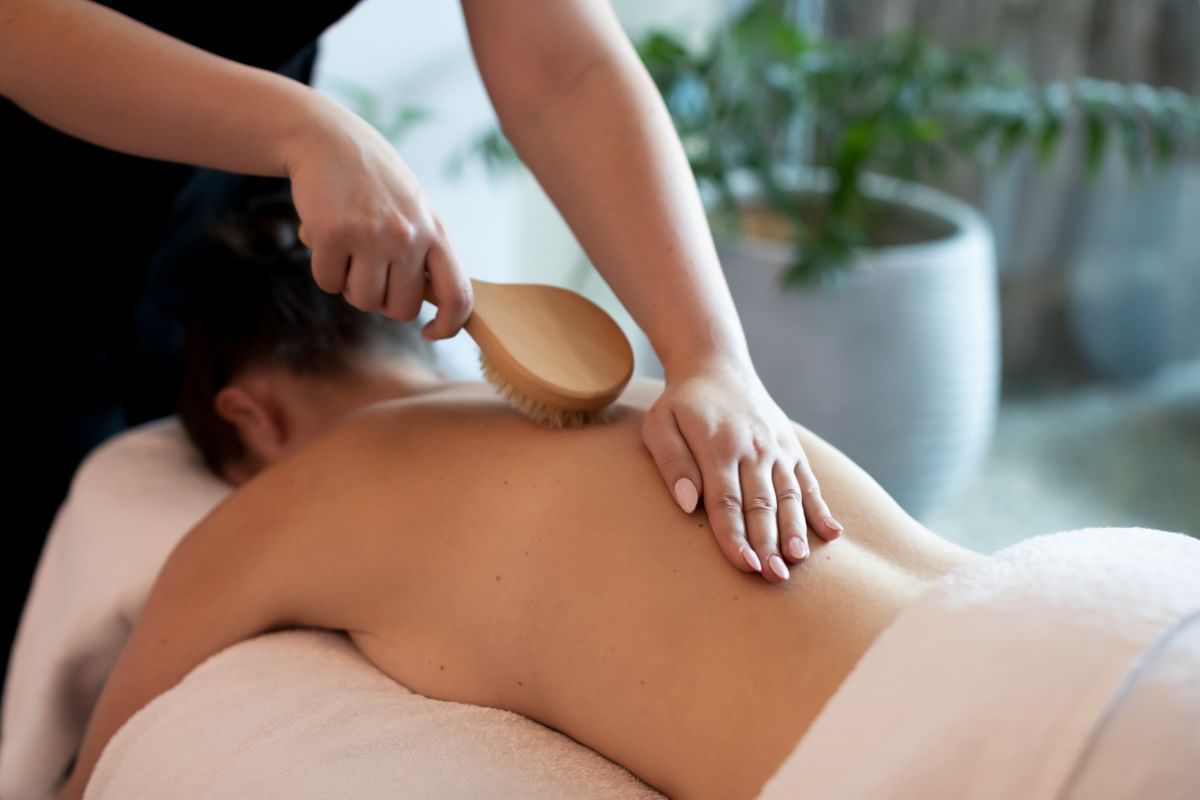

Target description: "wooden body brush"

left=459, top=278, right=635, bottom=427
left=296, top=223, right=633, bottom=426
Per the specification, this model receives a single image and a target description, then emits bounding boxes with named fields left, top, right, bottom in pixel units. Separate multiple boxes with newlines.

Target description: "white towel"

left=757, top=527, right=1200, bottom=800
left=0, top=420, right=227, bottom=800
left=1062, top=612, right=1200, bottom=800
left=85, top=630, right=660, bottom=800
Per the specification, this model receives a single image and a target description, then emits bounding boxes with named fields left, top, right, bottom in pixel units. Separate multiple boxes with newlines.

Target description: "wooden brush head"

left=466, top=280, right=634, bottom=415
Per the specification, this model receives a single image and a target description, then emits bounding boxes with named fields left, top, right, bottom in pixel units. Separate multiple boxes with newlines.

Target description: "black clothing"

left=2, top=0, right=361, bottom=698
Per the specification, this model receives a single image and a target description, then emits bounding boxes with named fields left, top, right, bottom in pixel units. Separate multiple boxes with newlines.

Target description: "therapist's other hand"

left=285, top=103, right=472, bottom=339
left=641, top=360, right=843, bottom=583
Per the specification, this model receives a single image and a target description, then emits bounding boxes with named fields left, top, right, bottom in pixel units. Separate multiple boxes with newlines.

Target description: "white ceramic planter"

left=717, top=174, right=1000, bottom=518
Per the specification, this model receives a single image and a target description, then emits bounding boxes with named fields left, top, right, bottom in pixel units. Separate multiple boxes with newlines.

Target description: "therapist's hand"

left=641, top=359, right=843, bottom=583
left=285, top=103, right=473, bottom=339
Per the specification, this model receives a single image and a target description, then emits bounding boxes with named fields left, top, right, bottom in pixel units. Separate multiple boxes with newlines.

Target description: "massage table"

left=2, top=419, right=1197, bottom=799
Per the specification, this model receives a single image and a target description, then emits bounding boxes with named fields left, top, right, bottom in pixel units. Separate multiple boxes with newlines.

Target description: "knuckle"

left=713, top=433, right=743, bottom=461
left=441, top=283, right=472, bottom=315
left=343, top=292, right=374, bottom=312
left=775, top=487, right=804, bottom=504
left=343, top=214, right=373, bottom=239
left=311, top=219, right=341, bottom=243
left=389, top=215, right=417, bottom=244
left=322, top=222, right=356, bottom=248
left=744, top=495, right=777, bottom=515
left=711, top=493, right=743, bottom=515
left=311, top=268, right=344, bottom=294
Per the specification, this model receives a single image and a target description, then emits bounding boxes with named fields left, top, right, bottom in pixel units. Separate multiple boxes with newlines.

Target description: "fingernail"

left=740, top=546, right=762, bottom=572
left=787, top=538, right=807, bottom=561
left=825, top=517, right=844, bottom=533
left=673, top=478, right=699, bottom=514
left=768, top=555, right=790, bottom=580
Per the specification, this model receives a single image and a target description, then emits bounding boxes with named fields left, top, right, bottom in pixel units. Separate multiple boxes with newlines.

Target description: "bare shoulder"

left=332, top=379, right=661, bottom=450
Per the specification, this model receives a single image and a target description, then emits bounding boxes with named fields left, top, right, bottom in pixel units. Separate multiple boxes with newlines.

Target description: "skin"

left=0, top=0, right=843, bottom=574
left=59, top=364, right=976, bottom=800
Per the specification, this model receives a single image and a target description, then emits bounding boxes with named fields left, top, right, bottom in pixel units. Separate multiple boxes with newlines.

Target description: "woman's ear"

left=214, top=382, right=288, bottom=467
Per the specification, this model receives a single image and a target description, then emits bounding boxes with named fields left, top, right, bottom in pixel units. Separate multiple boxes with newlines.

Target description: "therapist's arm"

left=461, top=0, right=844, bottom=581
left=0, top=0, right=316, bottom=176
left=0, top=0, right=471, bottom=333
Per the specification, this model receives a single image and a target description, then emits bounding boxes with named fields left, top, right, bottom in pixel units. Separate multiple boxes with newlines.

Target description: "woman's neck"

left=320, top=357, right=447, bottom=416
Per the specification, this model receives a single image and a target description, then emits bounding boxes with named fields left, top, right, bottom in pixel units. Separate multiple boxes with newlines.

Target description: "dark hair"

left=177, top=198, right=431, bottom=474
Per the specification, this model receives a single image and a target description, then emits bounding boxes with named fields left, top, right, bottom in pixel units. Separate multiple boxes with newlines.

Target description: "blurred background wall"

left=824, top=0, right=1200, bottom=386
left=817, top=0, right=1199, bottom=546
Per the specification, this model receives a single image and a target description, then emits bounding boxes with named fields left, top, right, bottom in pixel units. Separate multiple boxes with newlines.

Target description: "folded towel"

left=1062, top=612, right=1200, bottom=800
left=85, top=630, right=661, bottom=800
left=757, top=527, right=1200, bottom=800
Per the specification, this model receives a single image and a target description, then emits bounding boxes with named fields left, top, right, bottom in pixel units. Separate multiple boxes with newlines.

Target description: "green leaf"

left=1084, top=105, right=1109, bottom=176
left=1035, top=88, right=1066, bottom=166
left=767, top=24, right=811, bottom=59
left=1150, top=116, right=1177, bottom=166
left=382, top=107, right=429, bottom=143
left=903, top=117, right=945, bottom=142
left=636, top=31, right=690, bottom=69
left=996, top=116, right=1028, bottom=163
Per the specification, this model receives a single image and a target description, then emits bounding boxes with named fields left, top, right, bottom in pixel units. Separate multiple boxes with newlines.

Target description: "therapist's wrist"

left=275, top=85, right=355, bottom=178
left=659, top=340, right=756, bottom=384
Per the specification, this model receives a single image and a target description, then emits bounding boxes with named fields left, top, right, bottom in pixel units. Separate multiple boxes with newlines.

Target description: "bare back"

left=63, top=382, right=975, bottom=800
left=251, top=383, right=974, bottom=798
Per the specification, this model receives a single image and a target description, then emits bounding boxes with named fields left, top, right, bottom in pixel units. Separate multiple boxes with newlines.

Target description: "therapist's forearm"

left=0, top=0, right=334, bottom=177
left=472, top=16, right=750, bottom=376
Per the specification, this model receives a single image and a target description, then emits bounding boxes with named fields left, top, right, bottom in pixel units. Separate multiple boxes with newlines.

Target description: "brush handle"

left=297, top=224, right=633, bottom=411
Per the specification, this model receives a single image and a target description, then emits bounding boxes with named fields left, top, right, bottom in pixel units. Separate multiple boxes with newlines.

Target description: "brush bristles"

left=479, top=352, right=616, bottom=429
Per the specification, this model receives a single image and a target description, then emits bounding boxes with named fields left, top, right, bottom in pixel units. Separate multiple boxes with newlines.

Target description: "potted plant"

left=633, top=2, right=1197, bottom=516
left=465, top=1, right=1198, bottom=515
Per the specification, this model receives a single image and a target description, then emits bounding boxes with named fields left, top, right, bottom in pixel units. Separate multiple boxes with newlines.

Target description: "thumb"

left=420, top=239, right=473, bottom=340
left=641, top=409, right=703, bottom=514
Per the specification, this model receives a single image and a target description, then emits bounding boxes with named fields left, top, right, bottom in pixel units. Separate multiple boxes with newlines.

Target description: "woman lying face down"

left=59, top=213, right=978, bottom=800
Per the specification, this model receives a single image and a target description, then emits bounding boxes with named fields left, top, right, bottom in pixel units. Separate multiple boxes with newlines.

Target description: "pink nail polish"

left=787, top=538, right=807, bottom=561
left=768, top=555, right=790, bottom=580
left=741, top=546, right=762, bottom=572
left=673, top=478, right=699, bottom=514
